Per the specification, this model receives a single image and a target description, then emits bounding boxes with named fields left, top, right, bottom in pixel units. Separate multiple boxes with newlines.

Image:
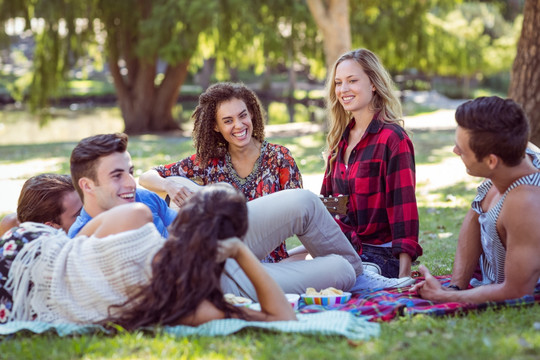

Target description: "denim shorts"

left=360, top=244, right=399, bottom=278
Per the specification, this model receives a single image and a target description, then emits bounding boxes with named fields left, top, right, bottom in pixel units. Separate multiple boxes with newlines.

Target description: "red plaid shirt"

left=321, top=118, right=422, bottom=260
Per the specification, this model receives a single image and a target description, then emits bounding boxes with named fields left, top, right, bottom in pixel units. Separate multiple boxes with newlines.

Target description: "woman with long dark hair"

left=107, top=183, right=295, bottom=328
left=6, top=183, right=295, bottom=326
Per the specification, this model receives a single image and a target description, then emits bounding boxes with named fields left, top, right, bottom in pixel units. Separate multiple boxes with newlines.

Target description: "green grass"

left=403, top=102, right=440, bottom=117
left=1, top=118, right=539, bottom=359
left=2, top=306, right=539, bottom=359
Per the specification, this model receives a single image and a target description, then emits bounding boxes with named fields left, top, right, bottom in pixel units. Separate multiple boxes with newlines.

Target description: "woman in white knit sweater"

left=6, top=183, right=295, bottom=327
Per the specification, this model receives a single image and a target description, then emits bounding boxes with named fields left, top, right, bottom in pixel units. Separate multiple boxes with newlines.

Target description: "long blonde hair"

left=324, top=49, right=403, bottom=173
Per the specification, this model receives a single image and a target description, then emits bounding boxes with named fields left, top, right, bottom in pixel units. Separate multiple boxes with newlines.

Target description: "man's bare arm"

left=449, top=208, right=483, bottom=290
left=414, top=186, right=540, bottom=303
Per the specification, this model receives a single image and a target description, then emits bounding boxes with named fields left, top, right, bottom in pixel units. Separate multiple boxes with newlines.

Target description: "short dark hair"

left=70, top=133, right=129, bottom=199
left=192, top=83, right=266, bottom=167
left=455, top=96, right=529, bottom=166
left=17, top=174, right=75, bottom=225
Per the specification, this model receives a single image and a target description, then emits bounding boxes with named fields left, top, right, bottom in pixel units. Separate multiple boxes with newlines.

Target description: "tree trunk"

left=288, top=46, right=296, bottom=123
left=109, top=55, right=187, bottom=134
left=509, top=0, right=540, bottom=147
left=151, top=60, right=190, bottom=132
left=462, top=75, right=471, bottom=99
left=306, top=0, right=351, bottom=69
left=198, top=57, right=216, bottom=90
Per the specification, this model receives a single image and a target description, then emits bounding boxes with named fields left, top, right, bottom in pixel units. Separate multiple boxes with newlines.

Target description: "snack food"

left=301, top=288, right=352, bottom=306
left=224, top=293, right=252, bottom=306
left=305, top=286, right=344, bottom=296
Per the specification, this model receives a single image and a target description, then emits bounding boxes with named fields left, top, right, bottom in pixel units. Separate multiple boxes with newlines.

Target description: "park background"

left=0, top=0, right=539, bottom=359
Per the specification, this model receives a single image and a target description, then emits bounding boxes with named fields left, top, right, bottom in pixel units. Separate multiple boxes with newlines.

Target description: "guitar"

left=319, top=195, right=349, bottom=216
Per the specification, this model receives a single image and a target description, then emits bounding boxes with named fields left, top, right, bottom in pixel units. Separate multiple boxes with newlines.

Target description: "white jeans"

left=220, top=189, right=363, bottom=299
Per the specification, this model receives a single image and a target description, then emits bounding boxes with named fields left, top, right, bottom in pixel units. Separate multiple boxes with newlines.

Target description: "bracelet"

left=447, top=284, right=461, bottom=291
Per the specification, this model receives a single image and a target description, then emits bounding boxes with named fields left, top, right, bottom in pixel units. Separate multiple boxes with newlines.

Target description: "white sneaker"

left=350, top=271, right=416, bottom=292
left=362, top=262, right=382, bottom=275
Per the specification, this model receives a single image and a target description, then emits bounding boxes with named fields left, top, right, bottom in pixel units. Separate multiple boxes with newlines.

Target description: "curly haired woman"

left=139, top=82, right=303, bottom=263
left=321, top=49, right=422, bottom=280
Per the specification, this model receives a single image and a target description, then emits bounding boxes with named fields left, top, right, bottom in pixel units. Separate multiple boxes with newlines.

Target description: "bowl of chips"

left=224, top=293, right=253, bottom=307
left=285, top=293, right=300, bottom=310
left=300, top=287, right=351, bottom=306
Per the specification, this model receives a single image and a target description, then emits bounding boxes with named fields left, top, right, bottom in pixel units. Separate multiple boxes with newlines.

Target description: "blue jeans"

left=360, top=244, right=399, bottom=278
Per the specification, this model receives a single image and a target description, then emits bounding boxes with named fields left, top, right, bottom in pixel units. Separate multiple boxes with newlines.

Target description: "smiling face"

left=453, top=126, right=489, bottom=178
left=214, top=98, right=254, bottom=148
left=82, top=151, right=137, bottom=214
left=334, top=59, right=375, bottom=117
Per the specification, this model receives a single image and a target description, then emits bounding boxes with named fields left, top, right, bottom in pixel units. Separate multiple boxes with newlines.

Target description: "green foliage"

left=349, top=0, right=521, bottom=80
left=0, top=0, right=524, bottom=118
left=136, top=0, right=217, bottom=64
left=190, top=0, right=324, bottom=80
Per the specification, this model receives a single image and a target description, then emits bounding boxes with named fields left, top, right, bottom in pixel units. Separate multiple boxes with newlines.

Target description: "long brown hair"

left=192, top=82, right=266, bottom=168
left=107, top=183, right=249, bottom=329
left=324, top=49, right=403, bottom=173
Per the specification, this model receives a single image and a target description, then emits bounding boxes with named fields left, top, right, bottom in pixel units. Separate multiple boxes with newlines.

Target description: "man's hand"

left=411, top=264, right=447, bottom=302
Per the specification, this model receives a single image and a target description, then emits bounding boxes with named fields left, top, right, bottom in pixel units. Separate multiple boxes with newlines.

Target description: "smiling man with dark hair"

left=68, top=133, right=177, bottom=238
left=413, top=96, right=540, bottom=303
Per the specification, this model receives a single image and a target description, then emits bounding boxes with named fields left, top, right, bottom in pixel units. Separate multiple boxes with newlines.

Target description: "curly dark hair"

left=107, top=183, right=250, bottom=329
left=192, top=83, right=266, bottom=168
left=455, top=96, right=529, bottom=166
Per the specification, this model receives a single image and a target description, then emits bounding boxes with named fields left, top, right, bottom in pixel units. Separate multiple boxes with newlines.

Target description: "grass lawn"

left=0, top=123, right=539, bottom=359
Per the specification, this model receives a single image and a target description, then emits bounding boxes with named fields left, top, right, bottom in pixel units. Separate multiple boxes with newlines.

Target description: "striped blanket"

left=299, top=276, right=540, bottom=322
left=0, top=312, right=380, bottom=340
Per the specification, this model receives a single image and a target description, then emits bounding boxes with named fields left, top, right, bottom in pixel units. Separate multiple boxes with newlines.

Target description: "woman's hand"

left=218, top=237, right=296, bottom=322
left=165, top=179, right=194, bottom=208
left=216, top=237, right=244, bottom=263
left=398, top=253, right=412, bottom=278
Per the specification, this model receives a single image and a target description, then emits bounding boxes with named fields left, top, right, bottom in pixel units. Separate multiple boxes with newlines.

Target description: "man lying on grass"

left=0, top=174, right=82, bottom=237
left=413, top=96, right=540, bottom=303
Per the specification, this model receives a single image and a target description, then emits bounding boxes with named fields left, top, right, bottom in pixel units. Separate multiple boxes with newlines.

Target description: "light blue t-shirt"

left=67, top=188, right=177, bottom=238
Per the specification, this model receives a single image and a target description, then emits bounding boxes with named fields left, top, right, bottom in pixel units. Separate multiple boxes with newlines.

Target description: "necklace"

left=225, top=141, right=267, bottom=187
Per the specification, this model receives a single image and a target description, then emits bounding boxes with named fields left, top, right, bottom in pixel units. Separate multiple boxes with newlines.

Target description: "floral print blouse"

left=0, top=223, right=59, bottom=323
left=154, top=141, right=303, bottom=263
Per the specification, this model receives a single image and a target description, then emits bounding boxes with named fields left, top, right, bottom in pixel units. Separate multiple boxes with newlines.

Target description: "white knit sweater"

left=7, top=223, right=165, bottom=324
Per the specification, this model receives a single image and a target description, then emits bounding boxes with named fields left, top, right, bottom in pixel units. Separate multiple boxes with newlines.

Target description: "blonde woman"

left=321, top=48, right=422, bottom=280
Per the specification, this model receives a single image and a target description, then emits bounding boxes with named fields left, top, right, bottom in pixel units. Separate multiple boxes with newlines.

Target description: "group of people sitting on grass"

left=0, top=48, right=539, bottom=328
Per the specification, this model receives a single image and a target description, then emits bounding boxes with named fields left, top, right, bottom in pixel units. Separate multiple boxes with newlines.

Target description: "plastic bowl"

left=285, top=293, right=300, bottom=310
left=300, top=291, right=351, bottom=306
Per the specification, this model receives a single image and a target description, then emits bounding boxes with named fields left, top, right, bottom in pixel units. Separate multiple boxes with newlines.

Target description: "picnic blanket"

left=299, top=276, right=540, bottom=321
left=0, top=311, right=379, bottom=340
